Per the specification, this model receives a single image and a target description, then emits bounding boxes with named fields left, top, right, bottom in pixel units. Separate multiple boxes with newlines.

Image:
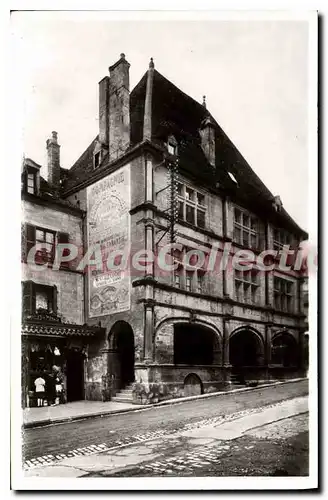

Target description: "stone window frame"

left=27, top=171, right=36, bottom=195
left=173, top=246, right=207, bottom=293
left=273, top=228, right=293, bottom=251
left=35, top=226, right=56, bottom=264
left=94, top=151, right=101, bottom=170
left=274, top=276, right=295, bottom=313
left=177, top=182, right=207, bottom=229
left=235, top=269, right=260, bottom=304
left=233, top=206, right=259, bottom=250
left=34, top=283, right=56, bottom=313
left=24, top=224, right=70, bottom=268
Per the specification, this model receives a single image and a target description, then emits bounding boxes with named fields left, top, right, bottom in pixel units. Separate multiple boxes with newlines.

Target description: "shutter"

left=57, top=232, right=70, bottom=269
left=53, top=285, right=58, bottom=314
left=21, top=224, right=27, bottom=263
left=22, top=281, right=35, bottom=317
left=26, top=224, right=36, bottom=262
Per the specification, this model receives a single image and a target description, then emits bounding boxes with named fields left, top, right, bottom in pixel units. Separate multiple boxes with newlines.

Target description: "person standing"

left=34, top=376, right=46, bottom=407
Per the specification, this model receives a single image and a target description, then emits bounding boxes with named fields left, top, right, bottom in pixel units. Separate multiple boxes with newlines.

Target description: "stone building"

left=21, top=54, right=308, bottom=407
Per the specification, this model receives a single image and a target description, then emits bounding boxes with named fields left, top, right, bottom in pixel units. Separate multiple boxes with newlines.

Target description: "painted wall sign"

left=87, top=165, right=131, bottom=317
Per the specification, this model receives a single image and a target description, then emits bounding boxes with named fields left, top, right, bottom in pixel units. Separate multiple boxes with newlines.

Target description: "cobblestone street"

left=23, top=381, right=309, bottom=478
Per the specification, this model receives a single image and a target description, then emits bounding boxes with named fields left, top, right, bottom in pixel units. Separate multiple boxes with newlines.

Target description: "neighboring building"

left=21, top=54, right=308, bottom=407
left=21, top=141, right=104, bottom=409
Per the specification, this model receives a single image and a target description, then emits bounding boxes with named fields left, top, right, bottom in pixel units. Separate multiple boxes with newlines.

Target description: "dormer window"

left=94, top=151, right=101, bottom=169
left=167, top=135, right=178, bottom=156
left=27, top=172, right=36, bottom=194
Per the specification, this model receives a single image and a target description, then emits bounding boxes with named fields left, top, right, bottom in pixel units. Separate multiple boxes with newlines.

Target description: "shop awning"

left=22, top=321, right=104, bottom=338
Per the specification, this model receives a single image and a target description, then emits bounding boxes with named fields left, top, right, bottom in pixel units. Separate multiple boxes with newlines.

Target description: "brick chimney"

left=99, top=76, right=110, bottom=147
left=199, top=116, right=216, bottom=168
left=108, top=53, right=130, bottom=161
left=46, top=131, right=60, bottom=190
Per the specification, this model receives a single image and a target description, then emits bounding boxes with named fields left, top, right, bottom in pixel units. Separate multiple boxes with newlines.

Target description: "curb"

left=23, top=377, right=307, bottom=430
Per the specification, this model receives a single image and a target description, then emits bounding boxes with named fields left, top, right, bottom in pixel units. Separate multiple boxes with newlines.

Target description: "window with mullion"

left=273, top=277, right=294, bottom=312
left=234, top=207, right=258, bottom=249
left=177, top=183, right=206, bottom=228
left=273, top=229, right=292, bottom=251
left=27, top=173, right=36, bottom=194
left=35, top=228, right=55, bottom=263
left=235, top=269, right=259, bottom=304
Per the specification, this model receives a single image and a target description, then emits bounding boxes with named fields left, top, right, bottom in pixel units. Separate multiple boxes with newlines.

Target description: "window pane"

left=235, top=281, right=241, bottom=301
left=250, top=233, right=257, bottom=249
left=251, top=286, right=258, bottom=304
left=243, top=214, right=250, bottom=228
left=197, top=209, right=205, bottom=228
left=251, top=271, right=258, bottom=284
left=185, top=187, right=195, bottom=202
left=186, top=273, right=192, bottom=291
left=46, top=232, right=54, bottom=243
left=274, top=292, right=280, bottom=310
left=197, top=273, right=203, bottom=293
left=234, top=227, right=241, bottom=244
left=243, top=231, right=249, bottom=247
left=186, top=205, right=195, bottom=224
left=177, top=183, right=183, bottom=196
left=36, top=229, right=44, bottom=241
left=197, top=193, right=205, bottom=206
left=234, top=208, right=241, bottom=224
left=36, top=290, right=48, bottom=310
left=250, top=218, right=257, bottom=231
left=178, top=200, right=184, bottom=219
left=244, top=283, right=250, bottom=302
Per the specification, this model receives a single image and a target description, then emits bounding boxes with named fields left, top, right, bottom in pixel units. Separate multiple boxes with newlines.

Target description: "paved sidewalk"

left=23, top=400, right=142, bottom=427
left=24, top=396, right=308, bottom=478
left=23, top=378, right=306, bottom=429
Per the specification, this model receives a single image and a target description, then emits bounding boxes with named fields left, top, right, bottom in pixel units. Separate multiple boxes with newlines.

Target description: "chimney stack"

left=46, top=131, right=60, bottom=190
left=99, top=76, right=110, bottom=147
left=199, top=116, right=216, bottom=168
left=108, top=53, right=131, bottom=161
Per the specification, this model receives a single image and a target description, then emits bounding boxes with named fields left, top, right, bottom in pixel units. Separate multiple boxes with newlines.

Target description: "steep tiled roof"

left=61, top=67, right=307, bottom=238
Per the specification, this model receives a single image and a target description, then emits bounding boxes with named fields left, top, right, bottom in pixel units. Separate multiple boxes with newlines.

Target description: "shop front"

left=21, top=317, right=104, bottom=408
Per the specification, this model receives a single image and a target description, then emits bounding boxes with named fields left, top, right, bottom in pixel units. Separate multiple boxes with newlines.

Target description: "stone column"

left=145, top=222, right=154, bottom=278
left=222, top=317, right=231, bottom=366
left=144, top=302, right=154, bottom=362
left=145, top=155, right=153, bottom=202
left=264, top=324, right=272, bottom=365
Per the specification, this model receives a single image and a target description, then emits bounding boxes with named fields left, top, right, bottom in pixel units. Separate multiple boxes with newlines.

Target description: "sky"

left=12, top=11, right=310, bottom=231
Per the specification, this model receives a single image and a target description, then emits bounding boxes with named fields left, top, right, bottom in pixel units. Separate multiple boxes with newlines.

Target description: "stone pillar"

left=264, top=324, right=272, bottom=365
left=145, top=223, right=154, bottom=278
left=145, top=156, right=153, bottom=202
left=222, top=317, right=231, bottom=366
left=144, top=303, right=154, bottom=362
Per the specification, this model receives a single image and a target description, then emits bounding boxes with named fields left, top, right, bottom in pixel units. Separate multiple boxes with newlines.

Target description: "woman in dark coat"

left=47, top=370, right=57, bottom=406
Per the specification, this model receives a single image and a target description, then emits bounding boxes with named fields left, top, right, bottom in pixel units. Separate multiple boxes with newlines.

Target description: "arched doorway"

left=110, top=321, right=135, bottom=390
left=173, top=323, right=220, bottom=365
left=271, top=332, right=298, bottom=367
left=184, top=373, right=203, bottom=397
left=229, top=329, right=264, bottom=367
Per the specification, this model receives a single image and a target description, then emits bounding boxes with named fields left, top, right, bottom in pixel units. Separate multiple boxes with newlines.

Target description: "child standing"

left=34, top=376, right=46, bottom=407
